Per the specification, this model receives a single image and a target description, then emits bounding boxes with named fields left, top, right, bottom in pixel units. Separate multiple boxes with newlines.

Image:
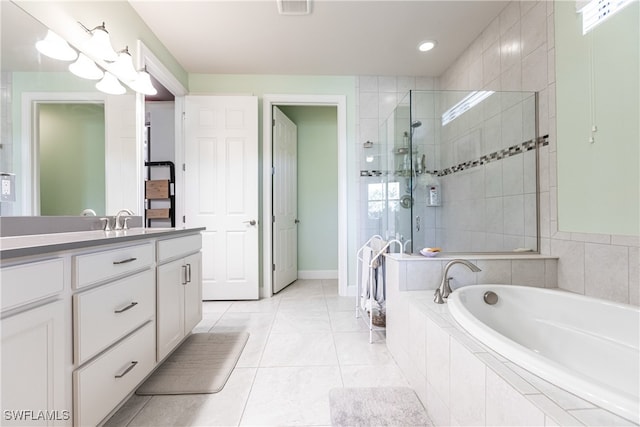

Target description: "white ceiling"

left=129, top=0, right=509, bottom=77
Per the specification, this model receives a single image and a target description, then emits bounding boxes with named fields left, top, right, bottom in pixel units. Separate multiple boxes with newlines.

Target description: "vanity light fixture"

left=417, top=40, right=437, bottom=52
left=128, top=69, right=158, bottom=96
left=35, top=30, right=78, bottom=61
left=96, top=72, right=126, bottom=95
left=110, top=47, right=138, bottom=82
left=69, top=53, right=104, bottom=80
left=80, top=22, right=118, bottom=62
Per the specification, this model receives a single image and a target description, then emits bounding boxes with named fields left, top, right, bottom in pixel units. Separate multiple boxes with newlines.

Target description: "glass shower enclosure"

left=364, top=89, right=540, bottom=254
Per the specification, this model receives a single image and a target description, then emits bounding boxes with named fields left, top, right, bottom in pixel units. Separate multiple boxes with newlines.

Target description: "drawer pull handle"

left=186, top=263, right=192, bottom=283
left=114, top=301, right=138, bottom=314
left=114, top=361, right=138, bottom=378
left=113, top=257, right=137, bottom=265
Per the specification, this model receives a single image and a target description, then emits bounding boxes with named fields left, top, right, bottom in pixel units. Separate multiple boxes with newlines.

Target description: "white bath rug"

left=136, top=332, right=249, bottom=395
left=329, top=387, right=433, bottom=427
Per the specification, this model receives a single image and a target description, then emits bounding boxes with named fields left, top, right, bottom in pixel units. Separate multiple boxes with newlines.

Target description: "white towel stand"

left=355, top=236, right=402, bottom=343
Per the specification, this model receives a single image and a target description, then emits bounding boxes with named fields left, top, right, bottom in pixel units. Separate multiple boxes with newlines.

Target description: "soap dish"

left=419, top=248, right=439, bottom=257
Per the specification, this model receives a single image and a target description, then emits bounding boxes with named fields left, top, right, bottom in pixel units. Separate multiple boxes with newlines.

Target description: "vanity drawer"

left=73, top=321, right=155, bottom=427
left=74, top=269, right=155, bottom=365
left=73, top=242, right=153, bottom=289
left=157, top=233, right=202, bottom=263
left=1, top=258, right=64, bottom=311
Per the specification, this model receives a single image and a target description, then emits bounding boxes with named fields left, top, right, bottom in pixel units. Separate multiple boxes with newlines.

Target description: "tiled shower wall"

left=355, top=0, right=639, bottom=305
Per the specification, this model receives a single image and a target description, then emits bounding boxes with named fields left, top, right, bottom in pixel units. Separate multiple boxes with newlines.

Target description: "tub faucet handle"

left=434, top=288, right=444, bottom=304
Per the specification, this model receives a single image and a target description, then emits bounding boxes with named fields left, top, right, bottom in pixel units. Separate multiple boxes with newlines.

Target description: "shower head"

left=411, top=120, right=422, bottom=128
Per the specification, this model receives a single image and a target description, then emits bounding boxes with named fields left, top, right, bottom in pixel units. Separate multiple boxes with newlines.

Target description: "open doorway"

left=273, top=105, right=339, bottom=294
left=137, top=41, right=188, bottom=228
left=263, top=95, right=348, bottom=297
left=143, top=76, right=175, bottom=228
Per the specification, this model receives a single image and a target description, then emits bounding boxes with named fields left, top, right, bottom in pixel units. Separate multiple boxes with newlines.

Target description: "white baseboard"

left=298, top=270, right=338, bottom=280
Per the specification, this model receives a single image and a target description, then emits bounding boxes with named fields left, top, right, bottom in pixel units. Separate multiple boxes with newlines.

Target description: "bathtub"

left=448, top=285, right=640, bottom=424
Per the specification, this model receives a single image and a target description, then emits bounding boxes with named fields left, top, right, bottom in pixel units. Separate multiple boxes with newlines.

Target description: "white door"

left=273, top=107, right=298, bottom=293
left=184, top=96, right=259, bottom=300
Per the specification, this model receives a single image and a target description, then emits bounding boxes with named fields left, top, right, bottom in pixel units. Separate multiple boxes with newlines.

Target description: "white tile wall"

left=356, top=0, right=639, bottom=305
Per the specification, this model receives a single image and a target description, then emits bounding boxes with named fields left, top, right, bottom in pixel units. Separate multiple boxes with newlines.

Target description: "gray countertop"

left=0, top=227, right=205, bottom=260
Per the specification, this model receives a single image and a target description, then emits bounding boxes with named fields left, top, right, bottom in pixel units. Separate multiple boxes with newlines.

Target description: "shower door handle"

left=416, top=216, right=421, bottom=232
left=294, top=219, right=300, bottom=224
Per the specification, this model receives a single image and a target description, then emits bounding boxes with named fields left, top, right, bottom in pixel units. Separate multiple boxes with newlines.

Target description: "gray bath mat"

left=136, top=332, right=249, bottom=395
left=329, top=387, right=433, bottom=426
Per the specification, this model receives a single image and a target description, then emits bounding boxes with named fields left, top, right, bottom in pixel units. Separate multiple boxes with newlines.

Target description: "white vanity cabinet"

left=0, top=258, right=70, bottom=426
left=0, top=227, right=203, bottom=427
left=156, top=234, right=203, bottom=361
left=71, top=242, right=156, bottom=427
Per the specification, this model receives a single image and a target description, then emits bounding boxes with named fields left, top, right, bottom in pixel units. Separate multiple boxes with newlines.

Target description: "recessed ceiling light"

left=417, top=40, right=437, bottom=52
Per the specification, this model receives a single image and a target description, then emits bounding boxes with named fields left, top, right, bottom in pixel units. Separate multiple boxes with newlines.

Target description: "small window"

left=367, top=181, right=400, bottom=219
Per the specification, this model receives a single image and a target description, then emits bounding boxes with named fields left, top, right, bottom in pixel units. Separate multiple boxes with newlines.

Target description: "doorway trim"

left=263, top=94, right=347, bottom=297
left=136, top=41, right=188, bottom=223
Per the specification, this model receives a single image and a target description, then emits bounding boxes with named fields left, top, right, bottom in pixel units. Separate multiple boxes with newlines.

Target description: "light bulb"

left=96, top=72, right=126, bottom=95
left=83, top=23, right=118, bottom=62
left=69, top=53, right=104, bottom=80
left=128, top=70, right=158, bottom=96
left=36, top=30, right=78, bottom=61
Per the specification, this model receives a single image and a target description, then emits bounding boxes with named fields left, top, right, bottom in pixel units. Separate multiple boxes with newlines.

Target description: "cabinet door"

left=184, top=252, right=203, bottom=333
left=157, top=258, right=185, bottom=361
left=1, top=300, right=69, bottom=426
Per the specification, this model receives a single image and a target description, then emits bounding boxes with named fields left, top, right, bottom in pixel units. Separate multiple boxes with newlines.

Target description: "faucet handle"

left=123, top=217, right=131, bottom=230
left=100, top=217, right=112, bottom=231
left=443, top=277, right=454, bottom=298
left=434, top=288, right=445, bottom=304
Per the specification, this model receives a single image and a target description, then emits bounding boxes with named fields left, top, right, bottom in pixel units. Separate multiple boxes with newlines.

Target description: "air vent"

left=277, top=0, right=311, bottom=15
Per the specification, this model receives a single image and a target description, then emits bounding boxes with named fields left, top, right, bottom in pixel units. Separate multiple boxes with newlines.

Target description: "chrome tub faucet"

left=434, top=259, right=481, bottom=304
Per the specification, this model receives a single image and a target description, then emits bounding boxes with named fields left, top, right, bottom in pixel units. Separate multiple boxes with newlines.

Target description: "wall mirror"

left=0, top=0, right=138, bottom=217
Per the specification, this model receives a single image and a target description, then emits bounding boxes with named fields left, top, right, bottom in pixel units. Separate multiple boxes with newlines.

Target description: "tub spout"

left=434, top=259, right=481, bottom=303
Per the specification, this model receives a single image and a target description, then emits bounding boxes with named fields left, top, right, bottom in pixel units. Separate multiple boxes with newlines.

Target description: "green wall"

left=280, top=106, right=338, bottom=271
left=39, top=103, right=105, bottom=215
left=555, top=1, right=639, bottom=235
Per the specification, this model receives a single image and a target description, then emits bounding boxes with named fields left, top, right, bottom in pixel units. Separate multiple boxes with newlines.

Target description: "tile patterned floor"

left=104, top=279, right=408, bottom=426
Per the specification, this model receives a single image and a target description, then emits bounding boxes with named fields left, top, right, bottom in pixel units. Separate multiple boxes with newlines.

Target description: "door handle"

left=182, top=265, right=187, bottom=285
left=243, top=220, right=257, bottom=226
left=294, top=219, right=300, bottom=224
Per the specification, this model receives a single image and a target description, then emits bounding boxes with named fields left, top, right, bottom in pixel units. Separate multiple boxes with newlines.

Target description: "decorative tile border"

left=436, top=135, right=549, bottom=177
left=360, top=135, right=549, bottom=178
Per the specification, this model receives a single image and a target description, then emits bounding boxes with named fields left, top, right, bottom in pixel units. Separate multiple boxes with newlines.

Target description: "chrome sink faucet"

left=114, top=209, right=134, bottom=230
left=434, top=259, right=481, bottom=304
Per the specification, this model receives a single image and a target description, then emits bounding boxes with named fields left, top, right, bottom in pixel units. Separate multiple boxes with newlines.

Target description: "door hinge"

left=182, top=163, right=186, bottom=171
left=182, top=215, right=186, bottom=223
left=272, top=264, right=276, bottom=272
left=272, top=215, right=275, bottom=223
left=271, top=166, right=275, bottom=175
left=272, top=118, right=276, bottom=127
